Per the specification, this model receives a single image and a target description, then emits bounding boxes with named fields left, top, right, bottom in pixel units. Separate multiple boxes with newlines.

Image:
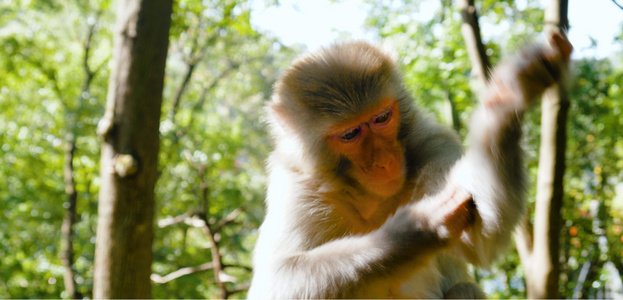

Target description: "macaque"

left=249, top=33, right=572, bottom=299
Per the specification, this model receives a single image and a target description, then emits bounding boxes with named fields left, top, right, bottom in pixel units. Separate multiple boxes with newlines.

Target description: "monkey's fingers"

left=549, top=31, right=573, bottom=63
left=440, top=188, right=476, bottom=238
left=537, top=32, right=573, bottom=83
left=485, top=32, right=573, bottom=108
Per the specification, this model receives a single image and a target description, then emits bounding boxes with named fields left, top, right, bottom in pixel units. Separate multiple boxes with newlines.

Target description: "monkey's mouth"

left=364, top=164, right=404, bottom=183
left=363, top=175, right=405, bottom=198
left=361, top=166, right=404, bottom=186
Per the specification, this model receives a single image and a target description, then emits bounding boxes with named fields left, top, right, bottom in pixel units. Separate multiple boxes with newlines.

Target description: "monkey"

left=248, top=33, right=573, bottom=299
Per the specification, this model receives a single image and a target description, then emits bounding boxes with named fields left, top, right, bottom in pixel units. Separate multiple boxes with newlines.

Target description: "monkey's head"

left=268, top=41, right=416, bottom=198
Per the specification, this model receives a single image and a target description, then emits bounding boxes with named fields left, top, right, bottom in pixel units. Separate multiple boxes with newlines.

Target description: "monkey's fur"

left=249, top=35, right=572, bottom=298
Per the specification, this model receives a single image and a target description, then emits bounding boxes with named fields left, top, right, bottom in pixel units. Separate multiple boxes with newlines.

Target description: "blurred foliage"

left=0, top=0, right=112, bottom=297
left=557, top=56, right=623, bottom=298
left=0, top=0, right=622, bottom=298
left=0, top=0, right=295, bottom=298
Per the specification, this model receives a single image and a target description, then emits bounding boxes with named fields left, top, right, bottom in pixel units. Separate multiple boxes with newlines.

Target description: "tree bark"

left=522, top=0, right=569, bottom=298
left=93, top=0, right=172, bottom=298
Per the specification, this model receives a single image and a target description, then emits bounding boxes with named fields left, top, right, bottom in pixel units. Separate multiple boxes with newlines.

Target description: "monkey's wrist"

left=378, top=207, right=450, bottom=251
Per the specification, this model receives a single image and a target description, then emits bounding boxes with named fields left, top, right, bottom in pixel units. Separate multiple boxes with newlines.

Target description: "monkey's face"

left=325, top=98, right=405, bottom=198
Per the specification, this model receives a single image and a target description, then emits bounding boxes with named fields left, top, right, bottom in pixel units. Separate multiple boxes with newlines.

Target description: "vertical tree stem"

left=61, top=133, right=80, bottom=299
left=528, top=0, right=569, bottom=298
left=93, top=0, right=172, bottom=298
left=457, top=0, right=492, bottom=86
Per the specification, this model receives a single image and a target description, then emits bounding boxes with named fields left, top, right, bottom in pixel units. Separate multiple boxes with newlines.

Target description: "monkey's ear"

left=267, top=103, right=296, bottom=133
left=269, top=104, right=287, bottom=125
left=270, top=104, right=286, bottom=122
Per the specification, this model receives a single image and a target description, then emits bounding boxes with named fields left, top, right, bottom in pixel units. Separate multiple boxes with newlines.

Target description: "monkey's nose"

left=374, top=159, right=391, bottom=170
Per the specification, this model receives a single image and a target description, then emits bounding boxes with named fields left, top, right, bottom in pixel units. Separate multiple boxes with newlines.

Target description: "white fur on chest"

left=397, top=262, right=444, bottom=298
left=351, top=260, right=445, bottom=299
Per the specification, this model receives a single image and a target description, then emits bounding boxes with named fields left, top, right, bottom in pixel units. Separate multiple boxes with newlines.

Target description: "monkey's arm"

left=249, top=166, right=475, bottom=299
left=448, top=33, right=572, bottom=266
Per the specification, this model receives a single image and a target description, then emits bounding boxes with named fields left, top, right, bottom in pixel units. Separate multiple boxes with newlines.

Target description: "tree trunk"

left=60, top=21, right=97, bottom=299
left=456, top=0, right=492, bottom=86
left=455, top=0, right=491, bottom=133
left=61, top=133, right=81, bottom=299
left=522, top=0, right=569, bottom=298
left=93, top=0, right=172, bottom=298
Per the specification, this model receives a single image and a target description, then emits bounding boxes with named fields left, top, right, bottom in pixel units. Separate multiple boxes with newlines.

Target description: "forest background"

left=1, top=0, right=622, bottom=298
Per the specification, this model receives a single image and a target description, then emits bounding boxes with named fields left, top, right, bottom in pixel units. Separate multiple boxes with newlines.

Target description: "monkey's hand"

left=483, top=32, right=573, bottom=110
left=383, top=186, right=477, bottom=255
left=413, top=186, right=477, bottom=242
left=438, top=188, right=477, bottom=240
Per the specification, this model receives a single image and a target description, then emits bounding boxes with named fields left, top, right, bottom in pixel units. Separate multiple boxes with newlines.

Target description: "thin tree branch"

left=198, top=215, right=229, bottom=298
left=196, top=178, right=229, bottom=299
left=168, top=59, right=199, bottom=123
left=151, top=262, right=215, bottom=284
left=191, top=61, right=239, bottom=111
left=82, top=22, right=96, bottom=88
left=61, top=133, right=80, bottom=299
left=91, top=57, right=111, bottom=79
left=613, top=0, right=623, bottom=10
left=225, top=284, right=251, bottom=298
left=223, top=263, right=253, bottom=272
left=157, top=210, right=202, bottom=228
left=181, top=57, right=259, bottom=136
left=60, top=15, right=102, bottom=299
left=213, top=206, right=245, bottom=233
left=157, top=205, right=244, bottom=232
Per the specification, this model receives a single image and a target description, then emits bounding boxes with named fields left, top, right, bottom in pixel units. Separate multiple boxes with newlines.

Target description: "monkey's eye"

left=340, top=127, right=361, bottom=141
left=374, top=111, right=392, bottom=124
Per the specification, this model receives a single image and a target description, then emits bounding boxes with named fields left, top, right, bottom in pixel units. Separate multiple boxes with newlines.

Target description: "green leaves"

left=0, top=0, right=111, bottom=296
